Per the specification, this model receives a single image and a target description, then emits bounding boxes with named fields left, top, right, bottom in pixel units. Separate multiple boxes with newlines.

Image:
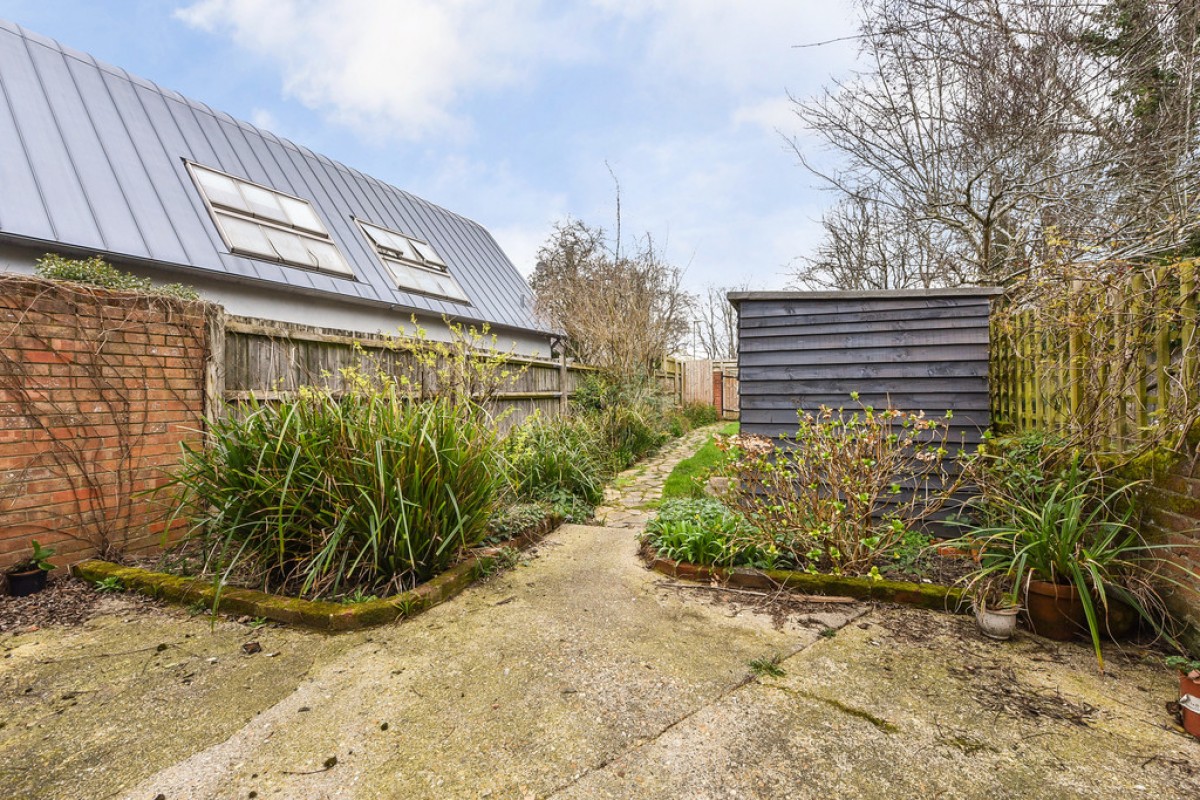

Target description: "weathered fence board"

left=682, top=359, right=714, bottom=405
left=991, top=260, right=1200, bottom=450
left=219, top=316, right=598, bottom=424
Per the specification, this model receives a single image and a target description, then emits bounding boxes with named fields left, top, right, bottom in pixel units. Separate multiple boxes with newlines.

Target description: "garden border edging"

left=70, top=516, right=563, bottom=631
left=644, top=549, right=967, bottom=612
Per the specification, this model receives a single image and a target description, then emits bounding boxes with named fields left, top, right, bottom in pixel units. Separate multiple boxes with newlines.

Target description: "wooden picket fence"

left=990, top=259, right=1199, bottom=452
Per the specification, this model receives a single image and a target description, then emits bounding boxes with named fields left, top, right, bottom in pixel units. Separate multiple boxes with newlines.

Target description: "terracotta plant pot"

left=6, top=568, right=48, bottom=597
left=1024, top=579, right=1087, bottom=641
left=1181, top=694, right=1200, bottom=739
left=1181, top=670, right=1200, bottom=700
left=936, top=545, right=981, bottom=561
left=975, top=604, right=1020, bottom=640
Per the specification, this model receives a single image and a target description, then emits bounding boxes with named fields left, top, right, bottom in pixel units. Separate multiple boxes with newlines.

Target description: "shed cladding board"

left=732, top=290, right=998, bottom=445
left=0, top=21, right=544, bottom=335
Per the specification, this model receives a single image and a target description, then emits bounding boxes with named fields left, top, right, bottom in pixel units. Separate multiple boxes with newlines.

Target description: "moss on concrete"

left=648, top=554, right=966, bottom=612
left=768, top=684, right=900, bottom=733
left=71, top=516, right=563, bottom=631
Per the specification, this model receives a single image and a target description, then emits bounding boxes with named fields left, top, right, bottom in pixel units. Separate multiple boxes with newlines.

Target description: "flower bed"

left=642, top=543, right=965, bottom=611
left=73, top=516, right=562, bottom=631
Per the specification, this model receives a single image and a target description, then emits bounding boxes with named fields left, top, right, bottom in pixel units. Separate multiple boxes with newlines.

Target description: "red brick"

left=0, top=275, right=207, bottom=566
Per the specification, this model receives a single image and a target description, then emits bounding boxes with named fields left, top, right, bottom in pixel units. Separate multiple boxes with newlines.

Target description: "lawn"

left=661, top=421, right=739, bottom=500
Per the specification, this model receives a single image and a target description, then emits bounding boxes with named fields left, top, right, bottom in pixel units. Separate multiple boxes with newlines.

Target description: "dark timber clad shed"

left=728, top=288, right=1003, bottom=446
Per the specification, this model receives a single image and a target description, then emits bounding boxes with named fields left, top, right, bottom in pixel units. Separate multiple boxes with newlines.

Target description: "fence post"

left=1156, top=266, right=1171, bottom=425
left=559, top=347, right=568, bottom=415
left=1068, top=282, right=1084, bottom=435
left=1113, top=294, right=1128, bottom=448
left=1019, top=310, right=1032, bottom=431
left=1182, top=261, right=1197, bottom=408
left=203, top=306, right=226, bottom=427
left=1132, top=273, right=1149, bottom=432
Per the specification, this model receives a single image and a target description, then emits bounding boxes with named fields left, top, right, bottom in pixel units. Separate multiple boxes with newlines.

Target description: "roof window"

left=188, top=162, right=352, bottom=277
left=356, top=219, right=469, bottom=303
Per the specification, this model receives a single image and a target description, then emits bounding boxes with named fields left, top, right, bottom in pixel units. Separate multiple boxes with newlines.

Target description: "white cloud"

left=248, top=107, right=278, bottom=131
left=177, top=0, right=581, bottom=141
left=175, top=0, right=863, bottom=291
left=178, top=0, right=858, bottom=143
left=591, top=0, right=858, bottom=94
left=490, top=223, right=552, bottom=277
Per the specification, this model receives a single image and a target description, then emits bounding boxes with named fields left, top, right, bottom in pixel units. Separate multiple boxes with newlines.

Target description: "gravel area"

left=0, top=573, right=162, bottom=633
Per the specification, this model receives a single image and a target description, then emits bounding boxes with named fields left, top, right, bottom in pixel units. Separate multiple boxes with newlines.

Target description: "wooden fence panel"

left=722, top=373, right=740, bottom=419
left=990, top=259, right=1200, bottom=451
left=682, top=359, right=714, bottom=405
left=220, top=316, right=601, bottom=425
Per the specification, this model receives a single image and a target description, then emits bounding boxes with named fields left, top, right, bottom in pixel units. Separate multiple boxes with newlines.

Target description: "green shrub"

left=680, top=402, right=719, bottom=427
left=570, top=374, right=693, bottom=471
left=885, top=528, right=935, bottom=576
left=593, top=403, right=668, bottom=471
left=717, top=401, right=959, bottom=576
left=488, top=502, right=553, bottom=539
left=169, top=389, right=502, bottom=599
left=504, top=415, right=606, bottom=505
left=667, top=413, right=687, bottom=438
left=643, top=498, right=771, bottom=568
left=36, top=254, right=199, bottom=300
left=963, top=430, right=1075, bottom=528
left=544, top=489, right=594, bottom=523
left=948, top=460, right=1199, bottom=671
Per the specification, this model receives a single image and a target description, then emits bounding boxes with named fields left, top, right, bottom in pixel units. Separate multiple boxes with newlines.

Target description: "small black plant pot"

left=6, top=568, right=48, bottom=597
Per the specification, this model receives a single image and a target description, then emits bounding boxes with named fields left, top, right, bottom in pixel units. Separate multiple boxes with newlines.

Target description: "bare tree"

left=791, top=0, right=1200, bottom=288
left=531, top=219, right=692, bottom=378
left=793, top=192, right=958, bottom=290
left=694, top=284, right=744, bottom=360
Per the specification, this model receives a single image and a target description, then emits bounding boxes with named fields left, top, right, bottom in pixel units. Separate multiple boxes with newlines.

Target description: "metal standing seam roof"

left=0, top=20, right=549, bottom=336
left=726, top=287, right=1004, bottom=308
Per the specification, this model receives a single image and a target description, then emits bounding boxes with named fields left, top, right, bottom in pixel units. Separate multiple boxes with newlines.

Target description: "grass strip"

left=661, top=421, right=739, bottom=500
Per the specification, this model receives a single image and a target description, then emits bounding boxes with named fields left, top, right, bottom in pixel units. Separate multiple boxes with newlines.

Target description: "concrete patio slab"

left=3, top=425, right=1196, bottom=799
left=118, top=523, right=825, bottom=800
left=556, top=608, right=1199, bottom=799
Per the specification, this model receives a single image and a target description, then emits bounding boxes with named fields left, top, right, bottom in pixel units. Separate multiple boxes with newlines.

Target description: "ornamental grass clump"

left=503, top=414, right=606, bottom=506
left=170, top=387, right=503, bottom=600
left=949, top=448, right=1200, bottom=671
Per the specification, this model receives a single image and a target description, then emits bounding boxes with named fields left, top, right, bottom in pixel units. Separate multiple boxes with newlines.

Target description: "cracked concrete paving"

left=554, top=607, right=1199, bottom=799
left=4, top=425, right=1197, bottom=799
left=118, top=522, right=840, bottom=800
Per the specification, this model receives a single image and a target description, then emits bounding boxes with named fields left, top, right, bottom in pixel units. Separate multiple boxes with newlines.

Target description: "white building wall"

left=0, top=243, right=552, bottom=357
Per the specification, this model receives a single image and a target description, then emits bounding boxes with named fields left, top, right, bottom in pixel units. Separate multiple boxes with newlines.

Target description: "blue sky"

left=0, top=0, right=859, bottom=293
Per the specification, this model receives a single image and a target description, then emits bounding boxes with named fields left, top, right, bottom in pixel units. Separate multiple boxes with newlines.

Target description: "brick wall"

left=712, top=370, right=723, bottom=415
left=1145, top=450, right=1200, bottom=654
left=0, top=275, right=210, bottom=570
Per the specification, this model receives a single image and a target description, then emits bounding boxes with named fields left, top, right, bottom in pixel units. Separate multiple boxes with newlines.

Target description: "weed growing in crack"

left=748, top=653, right=786, bottom=678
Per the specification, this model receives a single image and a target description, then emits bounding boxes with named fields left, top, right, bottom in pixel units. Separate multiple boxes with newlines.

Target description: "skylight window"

left=356, top=219, right=469, bottom=304
left=188, top=162, right=352, bottom=277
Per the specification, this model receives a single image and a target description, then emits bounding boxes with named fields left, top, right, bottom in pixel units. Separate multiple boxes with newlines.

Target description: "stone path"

left=2, top=425, right=1196, bottom=799
left=594, top=424, right=721, bottom=529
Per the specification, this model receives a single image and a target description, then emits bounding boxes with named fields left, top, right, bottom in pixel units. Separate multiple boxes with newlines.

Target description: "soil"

left=878, top=550, right=975, bottom=585
left=0, top=573, right=162, bottom=633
